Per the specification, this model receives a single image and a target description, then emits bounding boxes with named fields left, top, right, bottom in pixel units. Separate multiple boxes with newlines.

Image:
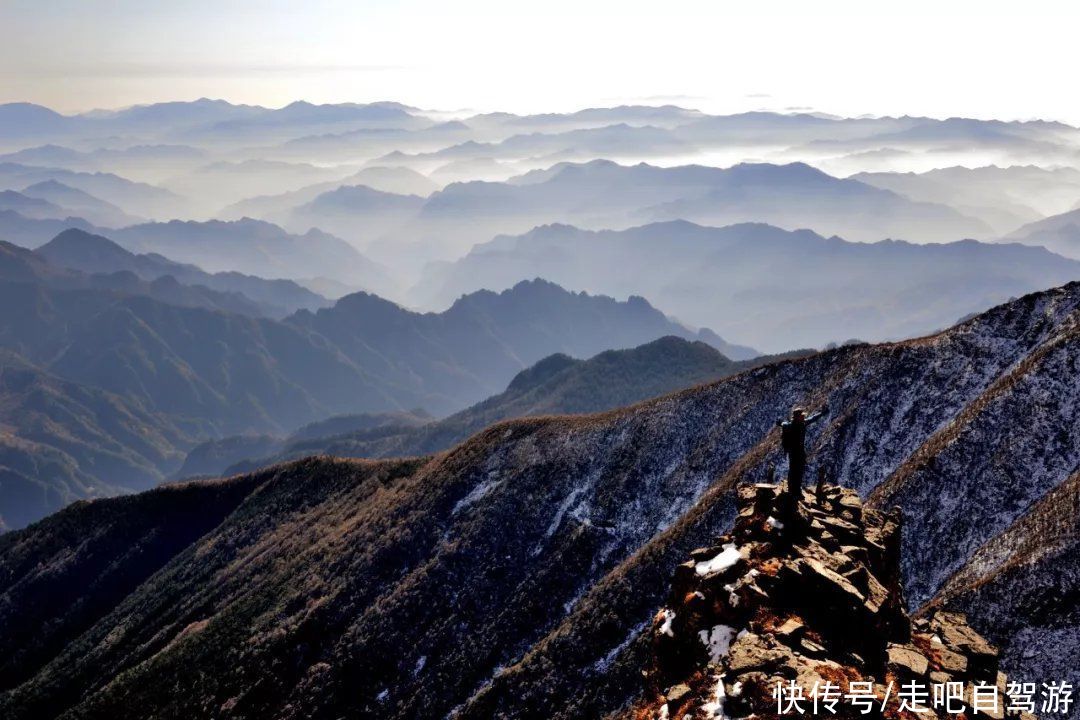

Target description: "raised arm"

left=806, top=407, right=828, bottom=425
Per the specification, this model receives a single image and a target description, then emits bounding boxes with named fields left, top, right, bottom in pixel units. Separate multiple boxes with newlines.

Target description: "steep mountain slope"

left=0, top=350, right=197, bottom=531
left=418, top=220, right=1080, bottom=351
left=930, top=471, right=1080, bottom=707
left=219, top=337, right=808, bottom=478
left=1, top=283, right=1077, bottom=719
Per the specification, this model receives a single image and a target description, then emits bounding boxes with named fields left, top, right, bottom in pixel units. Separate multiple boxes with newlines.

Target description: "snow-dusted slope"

left=932, top=471, right=1080, bottom=719
left=1, top=283, right=1078, bottom=720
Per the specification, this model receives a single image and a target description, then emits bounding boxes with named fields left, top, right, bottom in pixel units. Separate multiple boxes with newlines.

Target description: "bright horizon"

left=3, top=0, right=1080, bottom=124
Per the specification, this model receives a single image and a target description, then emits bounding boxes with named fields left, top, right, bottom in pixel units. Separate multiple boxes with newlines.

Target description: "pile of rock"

left=629, top=484, right=1033, bottom=720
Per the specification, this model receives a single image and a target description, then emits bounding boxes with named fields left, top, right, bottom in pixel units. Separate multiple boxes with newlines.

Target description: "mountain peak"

left=41, top=227, right=125, bottom=250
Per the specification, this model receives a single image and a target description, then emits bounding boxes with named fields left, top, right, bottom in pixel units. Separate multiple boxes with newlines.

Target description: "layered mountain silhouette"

left=177, top=409, right=434, bottom=479
left=0, top=210, right=395, bottom=296
left=285, top=185, right=426, bottom=247
left=0, top=283, right=1076, bottom=718
left=1003, top=208, right=1080, bottom=260
left=0, top=209, right=100, bottom=248
left=270, top=160, right=993, bottom=266
left=218, top=168, right=439, bottom=224
left=2, top=99, right=1080, bottom=720
left=161, top=159, right=357, bottom=210
left=108, top=218, right=395, bottom=293
left=0, top=237, right=273, bottom=317
left=417, top=220, right=1080, bottom=351
left=0, top=243, right=749, bottom=528
left=4, top=269, right=730, bottom=428
left=20, top=180, right=141, bottom=226
left=0, top=161, right=184, bottom=218
left=37, top=229, right=329, bottom=317
left=194, top=337, right=807, bottom=478
left=0, top=190, right=67, bottom=220
left=853, top=165, right=1080, bottom=234
left=3, top=102, right=1073, bottom=158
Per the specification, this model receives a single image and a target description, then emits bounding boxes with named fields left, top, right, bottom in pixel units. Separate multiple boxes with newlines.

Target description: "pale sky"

left=2, top=0, right=1079, bottom=123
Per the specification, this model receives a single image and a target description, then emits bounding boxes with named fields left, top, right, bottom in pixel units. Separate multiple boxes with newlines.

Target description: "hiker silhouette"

left=776, top=405, right=827, bottom=500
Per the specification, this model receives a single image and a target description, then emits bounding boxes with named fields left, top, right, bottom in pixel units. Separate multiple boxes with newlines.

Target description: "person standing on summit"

left=776, top=406, right=828, bottom=499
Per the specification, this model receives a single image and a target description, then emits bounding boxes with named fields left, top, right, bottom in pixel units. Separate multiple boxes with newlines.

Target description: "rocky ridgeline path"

left=628, top=484, right=1034, bottom=720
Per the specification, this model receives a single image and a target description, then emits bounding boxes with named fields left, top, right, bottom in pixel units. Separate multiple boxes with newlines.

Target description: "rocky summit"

left=629, top=484, right=1030, bottom=720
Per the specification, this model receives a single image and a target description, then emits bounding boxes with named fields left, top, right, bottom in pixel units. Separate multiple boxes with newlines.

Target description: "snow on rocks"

left=698, top=624, right=739, bottom=665
left=694, top=544, right=743, bottom=576
left=658, top=609, right=676, bottom=637
left=700, top=673, right=729, bottom=720
left=629, top=482, right=1027, bottom=720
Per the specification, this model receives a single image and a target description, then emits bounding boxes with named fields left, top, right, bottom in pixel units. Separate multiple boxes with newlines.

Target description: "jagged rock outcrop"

left=630, top=485, right=1033, bottom=720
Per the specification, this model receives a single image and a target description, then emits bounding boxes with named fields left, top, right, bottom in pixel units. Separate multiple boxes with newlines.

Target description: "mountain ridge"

left=1, top=281, right=1077, bottom=718
left=416, top=219, right=1080, bottom=351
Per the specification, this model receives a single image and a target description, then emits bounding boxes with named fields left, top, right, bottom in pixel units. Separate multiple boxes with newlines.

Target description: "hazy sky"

left=2, top=0, right=1079, bottom=122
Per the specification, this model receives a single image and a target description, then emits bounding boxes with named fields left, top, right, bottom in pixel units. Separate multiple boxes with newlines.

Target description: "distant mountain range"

left=252, top=159, right=993, bottom=266
left=286, top=185, right=426, bottom=247
left=1, top=283, right=1076, bottom=718
left=0, top=210, right=396, bottom=294
left=188, top=336, right=810, bottom=478
left=160, top=159, right=361, bottom=211
left=108, top=218, right=396, bottom=294
left=0, top=100, right=429, bottom=147
left=416, top=220, right=1080, bottom=351
left=218, top=166, right=439, bottom=223
left=1002, top=207, right=1080, bottom=260
left=0, top=236, right=275, bottom=317
left=1, top=261, right=730, bottom=433
left=176, top=409, right=432, bottom=479
left=0, top=161, right=186, bottom=218
left=853, top=165, right=1080, bottom=234
left=20, top=180, right=141, bottom=226
left=0, top=239, right=752, bottom=528
left=37, top=229, right=329, bottom=317
left=6, top=101, right=1076, bottom=173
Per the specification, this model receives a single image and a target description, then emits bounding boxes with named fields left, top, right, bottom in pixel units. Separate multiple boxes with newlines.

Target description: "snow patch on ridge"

left=695, top=544, right=742, bottom=576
